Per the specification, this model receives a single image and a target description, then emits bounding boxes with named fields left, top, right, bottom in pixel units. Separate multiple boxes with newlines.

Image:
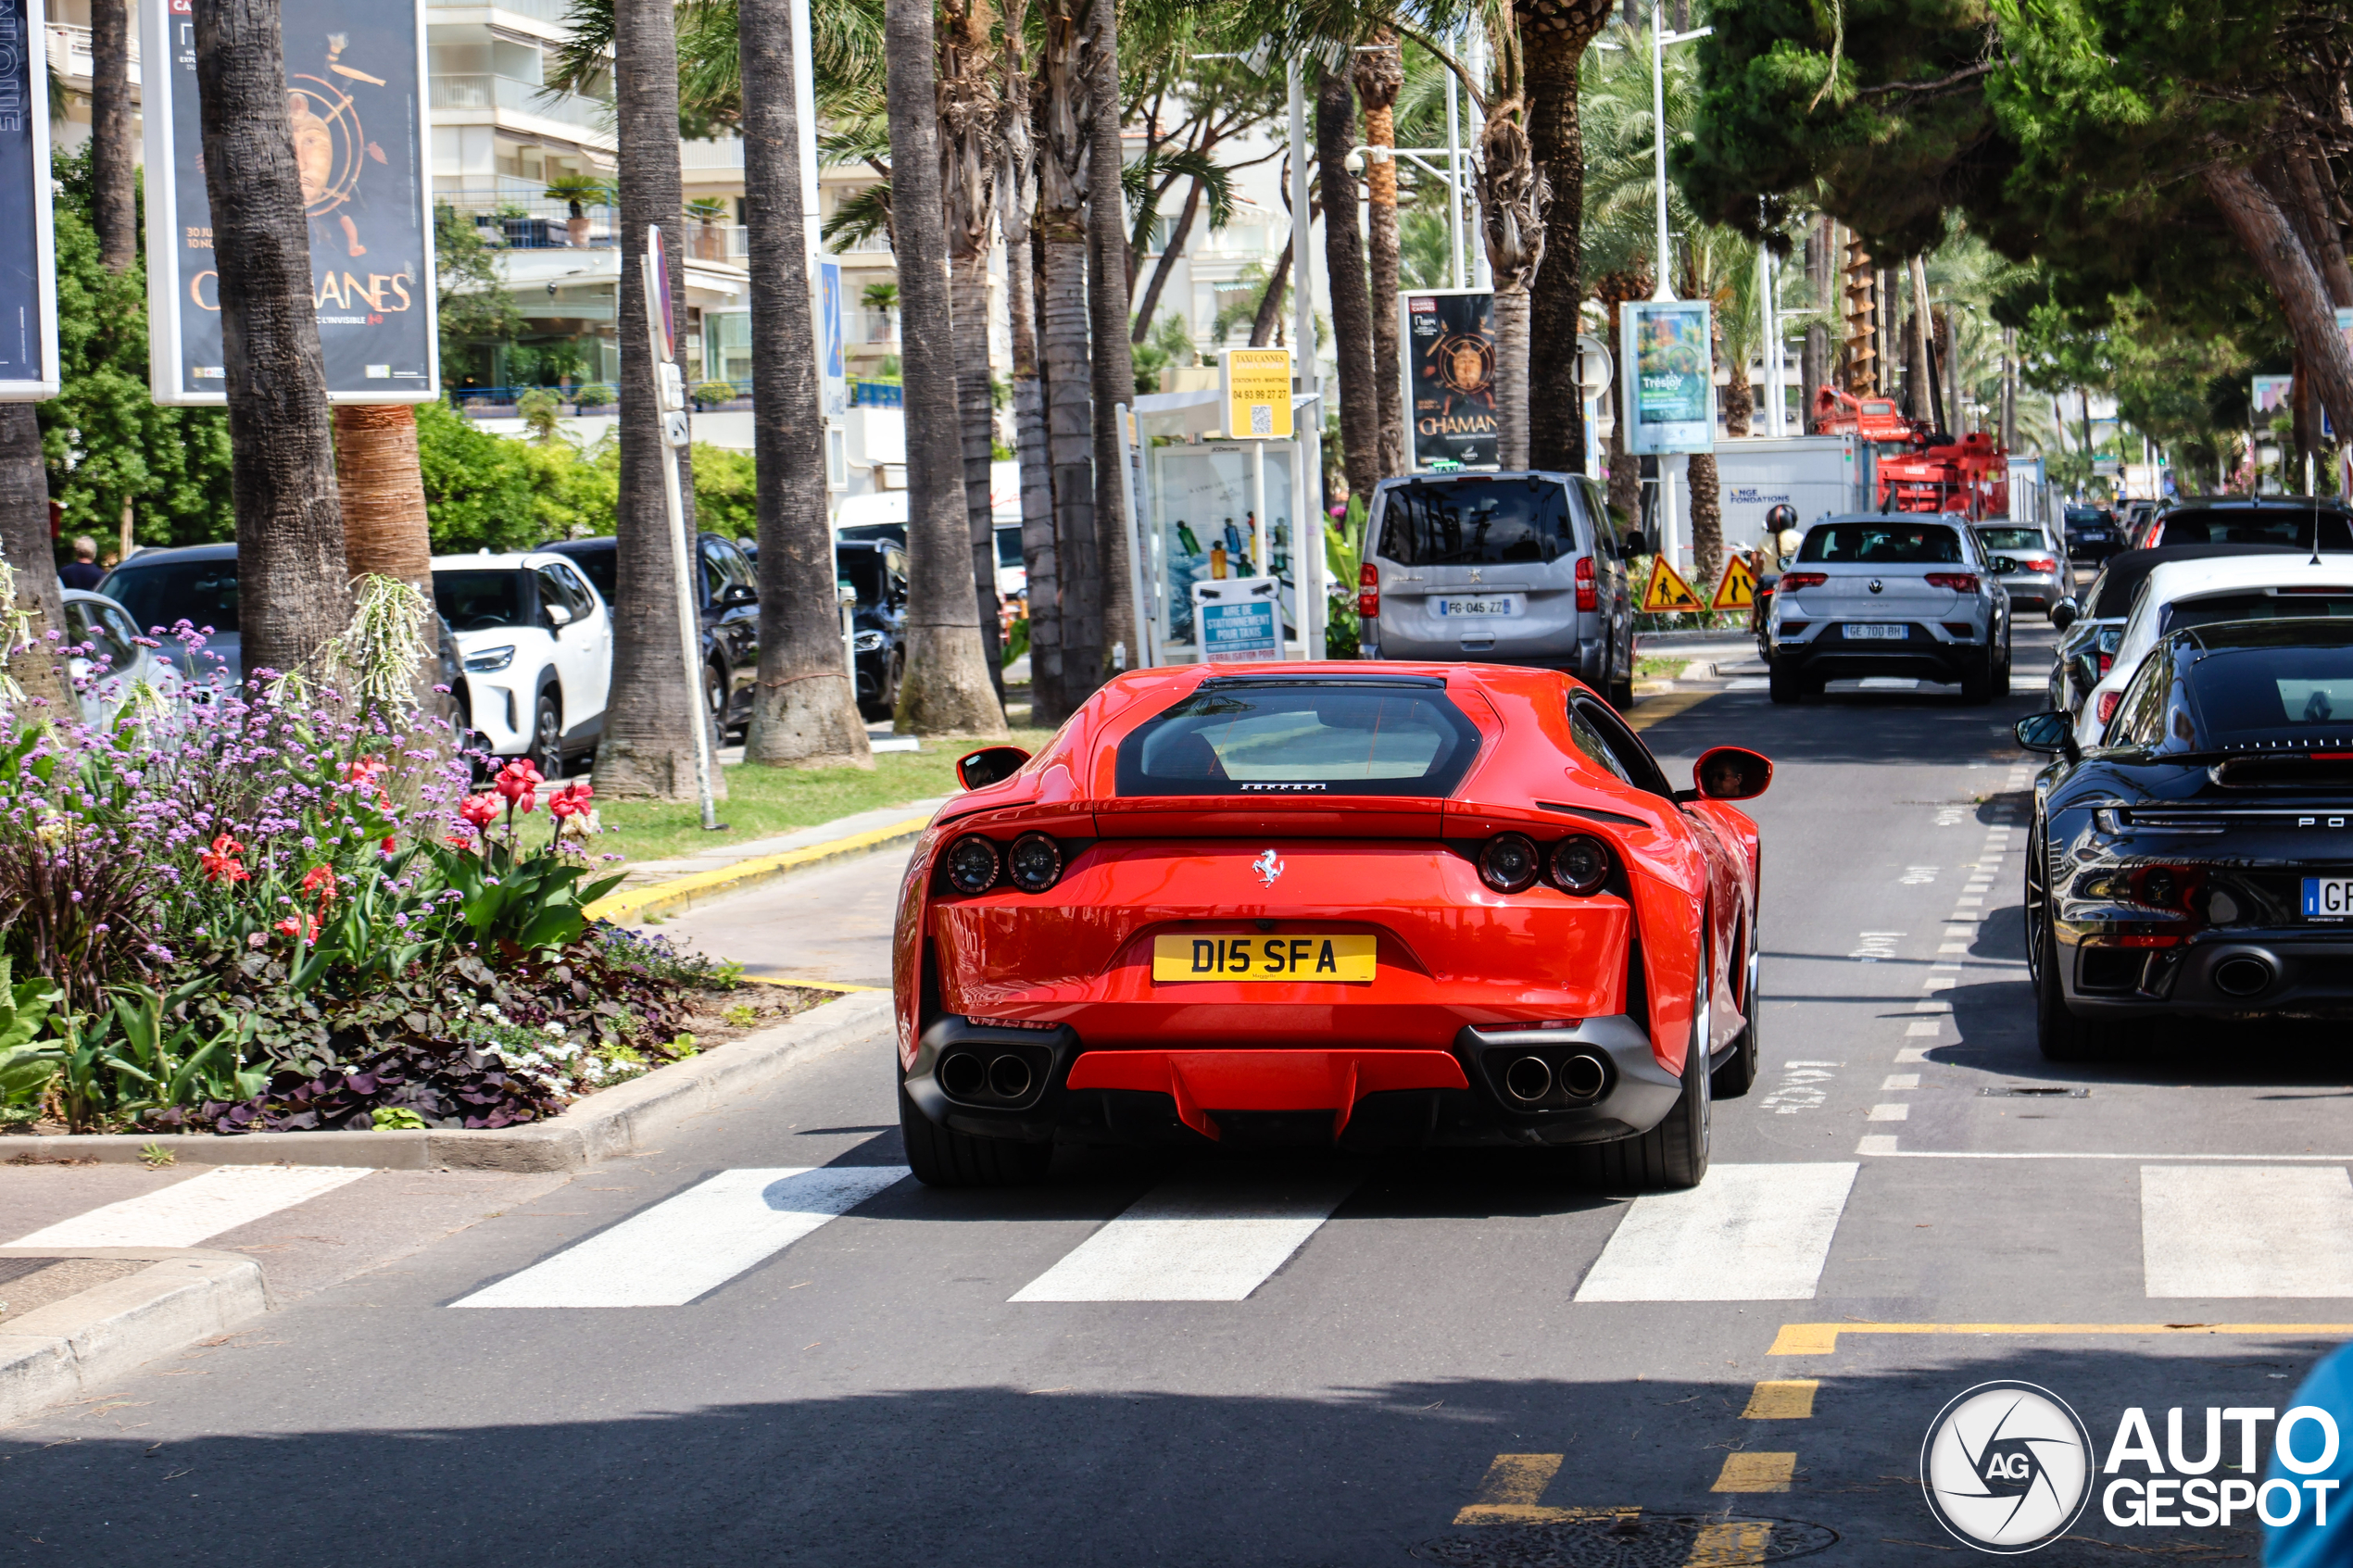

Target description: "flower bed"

left=0, top=579, right=820, bottom=1136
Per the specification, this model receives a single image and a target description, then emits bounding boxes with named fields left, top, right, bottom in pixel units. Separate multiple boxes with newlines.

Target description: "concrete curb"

left=0, top=990, right=896, bottom=1174
left=586, top=814, right=932, bottom=926
left=0, top=1248, right=268, bottom=1424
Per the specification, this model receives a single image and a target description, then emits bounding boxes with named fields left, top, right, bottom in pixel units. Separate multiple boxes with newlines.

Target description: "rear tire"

left=527, top=688, right=563, bottom=780
left=1579, top=943, right=1713, bottom=1191
left=2028, top=819, right=2130, bottom=1062
left=1768, top=664, right=1803, bottom=704
left=900, top=1080, right=1053, bottom=1187
left=1607, top=645, right=1635, bottom=711
left=1711, top=915, right=1760, bottom=1098
left=1960, top=646, right=1995, bottom=704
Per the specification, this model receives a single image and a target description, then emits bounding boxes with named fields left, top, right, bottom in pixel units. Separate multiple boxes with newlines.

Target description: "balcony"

left=423, top=0, right=575, bottom=24
left=429, top=72, right=611, bottom=138
left=44, top=22, right=139, bottom=89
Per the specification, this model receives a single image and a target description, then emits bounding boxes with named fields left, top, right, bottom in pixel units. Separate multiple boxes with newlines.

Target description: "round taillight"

left=1478, top=833, right=1541, bottom=894
left=1006, top=832, right=1063, bottom=893
left=1549, top=834, right=1611, bottom=895
left=944, top=836, right=1000, bottom=894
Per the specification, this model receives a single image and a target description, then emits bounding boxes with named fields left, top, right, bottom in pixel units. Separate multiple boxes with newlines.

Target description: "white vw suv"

left=431, top=551, right=612, bottom=776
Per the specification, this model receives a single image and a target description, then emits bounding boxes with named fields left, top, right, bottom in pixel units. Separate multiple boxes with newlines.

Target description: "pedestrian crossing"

left=23, top=1158, right=2353, bottom=1311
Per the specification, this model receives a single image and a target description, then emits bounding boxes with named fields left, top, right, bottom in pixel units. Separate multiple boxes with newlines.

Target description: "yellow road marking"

left=1769, top=1322, right=2353, bottom=1356
left=1683, top=1521, right=1774, bottom=1565
left=1452, top=1454, right=1633, bottom=1525
left=738, top=974, right=886, bottom=994
left=1740, top=1380, right=1818, bottom=1420
left=585, top=815, right=932, bottom=924
left=1627, top=688, right=1717, bottom=732
left=1710, top=1452, right=1795, bottom=1493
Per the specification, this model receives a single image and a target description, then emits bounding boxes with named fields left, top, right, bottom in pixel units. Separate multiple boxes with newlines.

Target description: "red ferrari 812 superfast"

left=892, top=663, right=1768, bottom=1191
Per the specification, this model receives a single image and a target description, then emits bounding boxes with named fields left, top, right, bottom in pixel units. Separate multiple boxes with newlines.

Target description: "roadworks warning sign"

left=1712, top=555, right=1758, bottom=610
left=1641, top=556, right=1704, bottom=613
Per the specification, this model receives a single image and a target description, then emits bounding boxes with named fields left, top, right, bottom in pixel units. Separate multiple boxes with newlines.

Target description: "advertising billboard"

left=142, top=0, right=436, bottom=404
left=819, top=258, right=846, bottom=420
left=1403, top=289, right=1495, bottom=470
left=1619, top=299, right=1716, bottom=455
left=0, top=0, right=58, bottom=401
left=1222, top=346, right=1294, bottom=440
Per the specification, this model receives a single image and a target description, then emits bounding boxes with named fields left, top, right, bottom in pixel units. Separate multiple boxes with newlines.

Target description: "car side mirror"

left=956, top=745, right=1032, bottom=791
left=2015, top=710, right=2079, bottom=762
left=1622, top=530, right=1647, bottom=558
left=1991, top=556, right=2020, bottom=575
left=1687, top=745, right=1772, bottom=802
left=718, top=583, right=758, bottom=608
left=543, top=601, right=573, bottom=629
left=2047, top=597, right=2078, bottom=631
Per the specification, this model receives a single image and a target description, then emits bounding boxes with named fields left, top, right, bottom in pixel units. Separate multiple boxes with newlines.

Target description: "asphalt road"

left=5, top=620, right=2347, bottom=1566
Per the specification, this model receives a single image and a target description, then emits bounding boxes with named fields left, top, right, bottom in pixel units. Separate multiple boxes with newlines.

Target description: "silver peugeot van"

left=1358, top=470, right=1636, bottom=708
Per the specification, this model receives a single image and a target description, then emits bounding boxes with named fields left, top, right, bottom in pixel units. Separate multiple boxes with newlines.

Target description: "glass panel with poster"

left=1150, top=442, right=1299, bottom=656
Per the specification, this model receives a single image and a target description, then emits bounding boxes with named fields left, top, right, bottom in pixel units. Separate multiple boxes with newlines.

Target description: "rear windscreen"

left=2158, top=510, right=2353, bottom=548
left=102, top=560, right=239, bottom=633
left=1978, top=528, right=2044, bottom=552
left=554, top=544, right=618, bottom=604
left=2188, top=641, right=2353, bottom=740
left=1376, top=479, right=1579, bottom=567
left=1797, top=524, right=1964, bottom=564
left=2161, top=591, right=2353, bottom=634
left=1115, top=681, right=1483, bottom=797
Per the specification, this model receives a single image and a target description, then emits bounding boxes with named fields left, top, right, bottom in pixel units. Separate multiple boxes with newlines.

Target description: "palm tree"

left=1518, top=0, right=1614, bottom=475
left=1034, top=0, right=1099, bottom=721
left=1087, top=0, right=1137, bottom=675
left=1354, top=32, right=1406, bottom=479
left=1001, top=0, right=1062, bottom=720
left=89, top=0, right=135, bottom=271
left=884, top=0, right=1007, bottom=736
left=192, top=0, right=353, bottom=678
left=939, top=0, right=1005, bottom=689
left=1317, top=59, right=1379, bottom=505
left=740, top=0, right=874, bottom=770
left=0, top=407, right=69, bottom=708
left=863, top=281, right=900, bottom=342
left=599, top=0, right=714, bottom=798
left=1464, top=7, right=1547, bottom=470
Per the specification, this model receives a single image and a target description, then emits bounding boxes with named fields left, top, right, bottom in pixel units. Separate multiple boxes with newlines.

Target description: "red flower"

left=382, top=836, right=397, bottom=854
left=199, top=834, right=249, bottom=884
left=301, top=865, right=337, bottom=905
left=275, top=912, right=320, bottom=943
left=495, top=759, right=544, bottom=812
left=346, top=757, right=387, bottom=785
left=445, top=831, right=476, bottom=848
left=459, top=793, right=501, bottom=828
left=548, top=782, right=595, bottom=821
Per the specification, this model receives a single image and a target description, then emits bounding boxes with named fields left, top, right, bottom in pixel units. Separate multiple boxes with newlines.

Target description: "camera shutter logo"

left=1920, top=1381, right=2095, bottom=1553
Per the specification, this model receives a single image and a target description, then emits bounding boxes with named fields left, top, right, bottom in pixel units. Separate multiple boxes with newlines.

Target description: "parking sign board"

left=0, top=0, right=59, bottom=401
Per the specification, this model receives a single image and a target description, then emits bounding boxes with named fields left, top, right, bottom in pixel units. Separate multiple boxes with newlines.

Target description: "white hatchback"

left=431, top=552, right=612, bottom=775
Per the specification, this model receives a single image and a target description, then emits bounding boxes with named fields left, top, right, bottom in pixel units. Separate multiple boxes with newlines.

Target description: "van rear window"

left=1115, top=678, right=1482, bottom=797
left=1376, top=478, right=1579, bottom=567
left=1798, top=523, right=1963, bottom=564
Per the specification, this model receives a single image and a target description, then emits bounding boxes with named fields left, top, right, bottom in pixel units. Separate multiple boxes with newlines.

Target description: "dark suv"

left=835, top=539, right=910, bottom=719
left=543, top=533, right=761, bottom=735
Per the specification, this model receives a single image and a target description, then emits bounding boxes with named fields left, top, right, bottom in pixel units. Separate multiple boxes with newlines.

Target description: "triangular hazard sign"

left=1712, top=555, right=1758, bottom=611
left=1641, top=555, right=1704, bottom=613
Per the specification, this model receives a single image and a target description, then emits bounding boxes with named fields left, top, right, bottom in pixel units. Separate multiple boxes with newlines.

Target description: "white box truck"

left=1713, top=434, right=1868, bottom=555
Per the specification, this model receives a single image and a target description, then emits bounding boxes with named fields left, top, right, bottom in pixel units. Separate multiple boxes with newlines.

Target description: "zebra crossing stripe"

left=2142, top=1166, right=2353, bottom=1298
left=1575, top=1164, right=1859, bottom=1302
left=10, top=1165, right=373, bottom=1248
left=1010, top=1173, right=1359, bottom=1302
left=450, top=1165, right=908, bottom=1309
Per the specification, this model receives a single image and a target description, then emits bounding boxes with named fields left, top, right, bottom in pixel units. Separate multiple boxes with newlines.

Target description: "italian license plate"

left=1151, top=934, right=1378, bottom=983
left=1843, top=623, right=1907, bottom=641
left=1433, top=596, right=1521, bottom=618
left=2304, top=877, right=2353, bottom=919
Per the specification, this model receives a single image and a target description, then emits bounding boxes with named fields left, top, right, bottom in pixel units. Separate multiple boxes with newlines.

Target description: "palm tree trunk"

left=1249, top=233, right=1292, bottom=347
left=1596, top=270, right=1648, bottom=526
left=1355, top=34, right=1404, bottom=480
left=1002, top=7, right=1060, bottom=721
left=886, top=0, right=1006, bottom=737
left=1035, top=0, right=1096, bottom=721
left=193, top=0, right=351, bottom=678
left=0, top=408, right=69, bottom=709
left=1086, top=0, right=1136, bottom=676
left=1721, top=372, right=1755, bottom=438
left=601, top=0, right=713, bottom=797
left=1688, top=452, right=1720, bottom=594
left=333, top=408, right=430, bottom=595
left=1492, top=289, right=1531, bottom=469
left=90, top=0, right=136, bottom=271
left=741, top=0, right=871, bottom=770
left=939, top=0, right=1004, bottom=695
left=1316, top=63, right=1378, bottom=506
left=952, top=256, right=1003, bottom=690
left=1521, top=0, right=1611, bottom=474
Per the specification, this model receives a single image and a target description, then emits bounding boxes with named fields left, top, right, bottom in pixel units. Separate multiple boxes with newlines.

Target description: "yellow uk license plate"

left=1151, top=933, right=1377, bottom=983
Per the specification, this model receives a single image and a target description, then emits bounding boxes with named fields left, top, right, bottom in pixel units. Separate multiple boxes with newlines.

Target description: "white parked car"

left=431, top=551, right=612, bottom=776
left=62, top=588, right=165, bottom=726
left=2076, top=554, right=2353, bottom=748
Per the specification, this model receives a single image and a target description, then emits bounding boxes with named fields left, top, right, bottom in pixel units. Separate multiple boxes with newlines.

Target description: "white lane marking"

left=1882, top=1074, right=1920, bottom=1090
left=1725, top=677, right=1771, bottom=692
left=1894, top=1047, right=1931, bottom=1064
left=451, top=1165, right=908, bottom=1309
left=1574, top=1163, right=1860, bottom=1302
left=1867, top=1103, right=1911, bottom=1122
left=1858, top=1135, right=1901, bottom=1155
left=1900, top=866, right=1940, bottom=885
left=1010, top=1173, right=1360, bottom=1302
left=2143, top=1167, right=2353, bottom=1298
left=1760, top=1060, right=1841, bottom=1115
left=1955, top=897, right=1984, bottom=908
left=1914, top=1000, right=1951, bottom=1013
left=1871, top=1150, right=2353, bottom=1161
left=1938, top=943, right=1971, bottom=954
left=11, top=1165, right=374, bottom=1248
left=1906, top=1021, right=1944, bottom=1037
left=1922, top=975, right=1957, bottom=991
left=1850, top=931, right=1904, bottom=961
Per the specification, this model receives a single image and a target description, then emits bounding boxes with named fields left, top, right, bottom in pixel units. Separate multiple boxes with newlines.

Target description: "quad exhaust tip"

left=987, top=1053, right=1034, bottom=1100
left=1503, top=1056, right=1553, bottom=1103
left=2212, top=955, right=2274, bottom=997
left=938, top=1049, right=1037, bottom=1102
left=1559, top=1053, right=1608, bottom=1099
left=939, top=1051, right=987, bottom=1098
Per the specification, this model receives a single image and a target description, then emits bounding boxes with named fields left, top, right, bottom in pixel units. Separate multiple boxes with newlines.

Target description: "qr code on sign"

left=1250, top=404, right=1273, bottom=436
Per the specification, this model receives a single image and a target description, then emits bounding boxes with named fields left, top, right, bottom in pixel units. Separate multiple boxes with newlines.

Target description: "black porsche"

left=2015, top=618, right=2353, bottom=1058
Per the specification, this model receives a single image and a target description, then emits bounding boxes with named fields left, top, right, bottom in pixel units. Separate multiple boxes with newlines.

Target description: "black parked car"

left=542, top=533, right=761, bottom=735
left=835, top=538, right=909, bottom=719
left=2016, top=617, right=2353, bottom=1059
left=2141, top=495, right=2353, bottom=551
left=2061, top=506, right=2123, bottom=566
left=2045, top=543, right=2309, bottom=717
